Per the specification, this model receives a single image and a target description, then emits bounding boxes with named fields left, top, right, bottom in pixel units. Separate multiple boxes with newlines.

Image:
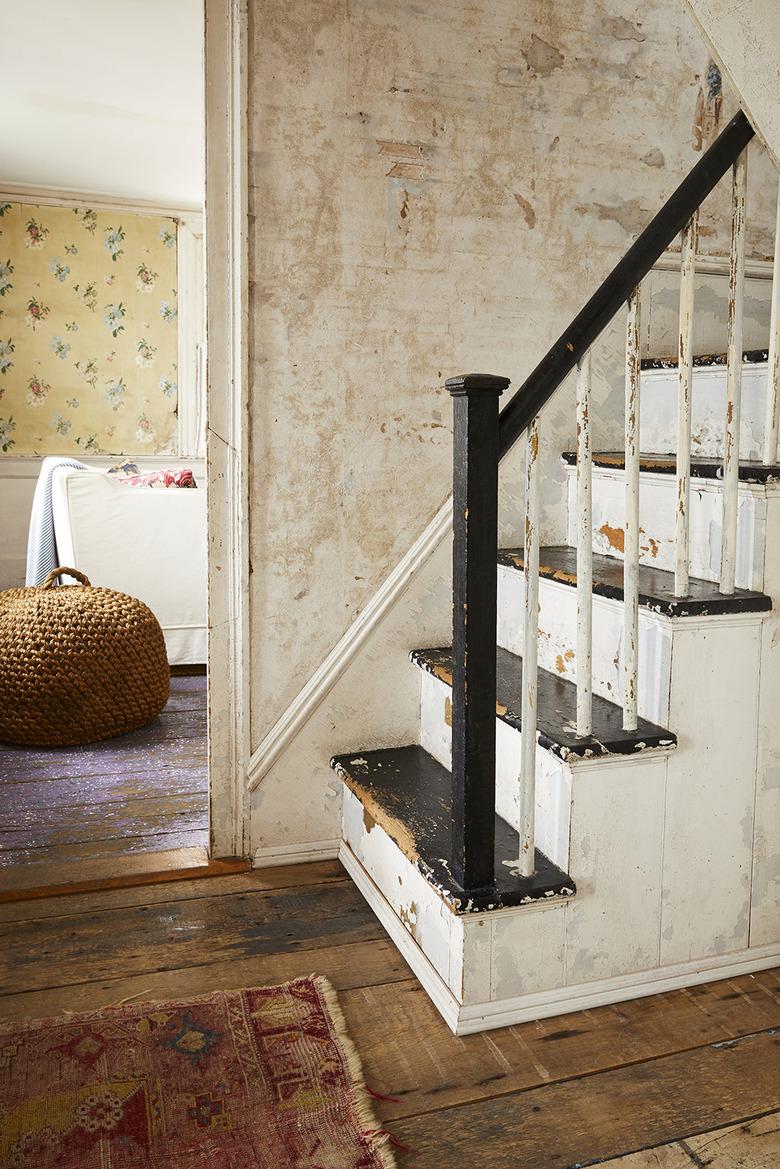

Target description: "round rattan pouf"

left=0, top=566, right=170, bottom=747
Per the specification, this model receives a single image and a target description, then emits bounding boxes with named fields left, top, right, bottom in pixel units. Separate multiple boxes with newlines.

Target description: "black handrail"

left=498, top=110, right=755, bottom=457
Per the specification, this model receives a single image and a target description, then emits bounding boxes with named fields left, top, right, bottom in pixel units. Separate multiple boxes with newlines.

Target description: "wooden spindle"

left=675, top=211, right=698, bottom=597
left=623, top=286, right=641, bottom=732
left=576, top=350, right=593, bottom=737
left=446, top=373, right=509, bottom=894
left=720, top=149, right=748, bottom=595
left=762, top=179, right=780, bottom=465
left=519, top=415, right=540, bottom=876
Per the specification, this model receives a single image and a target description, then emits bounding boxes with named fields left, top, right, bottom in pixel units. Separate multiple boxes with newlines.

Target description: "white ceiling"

left=0, top=0, right=204, bottom=207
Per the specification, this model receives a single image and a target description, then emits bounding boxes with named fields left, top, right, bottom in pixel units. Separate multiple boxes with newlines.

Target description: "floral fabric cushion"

left=116, top=467, right=196, bottom=488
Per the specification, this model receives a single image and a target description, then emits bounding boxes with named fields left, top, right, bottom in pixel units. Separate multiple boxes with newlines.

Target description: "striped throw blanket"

left=25, top=457, right=88, bottom=586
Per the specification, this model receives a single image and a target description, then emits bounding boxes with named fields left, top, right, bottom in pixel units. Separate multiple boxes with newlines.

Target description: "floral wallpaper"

left=0, top=203, right=178, bottom=455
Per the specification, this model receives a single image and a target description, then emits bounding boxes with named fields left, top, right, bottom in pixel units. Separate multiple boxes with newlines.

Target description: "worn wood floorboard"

left=0, top=859, right=345, bottom=921
left=391, top=1030, right=780, bottom=1167
left=597, top=1112, right=780, bottom=1166
left=0, top=675, right=208, bottom=876
left=0, top=827, right=209, bottom=869
left=0, top=861, right=776, bottom=1169
left=0, top=844, right=211, bottom=896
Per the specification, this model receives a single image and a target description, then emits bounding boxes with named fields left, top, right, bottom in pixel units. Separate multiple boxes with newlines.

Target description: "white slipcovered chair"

left=50, top=466, right=207, bottom=666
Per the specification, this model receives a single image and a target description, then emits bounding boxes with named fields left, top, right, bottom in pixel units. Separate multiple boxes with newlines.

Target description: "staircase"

left=330, top=112, right=780, bottom=1035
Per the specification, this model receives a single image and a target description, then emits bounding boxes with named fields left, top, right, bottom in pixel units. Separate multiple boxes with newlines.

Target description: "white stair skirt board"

left=496, top=564, right=767, bottom=725
left=252, top=837, right=340, bottom=866
left=640, top=363, right=770, bottom=460
left=418, top=666, right=675, bottom=873
left=565, top=464, right=770, bottom=591
left=340, top=835, right=780, bottom=1038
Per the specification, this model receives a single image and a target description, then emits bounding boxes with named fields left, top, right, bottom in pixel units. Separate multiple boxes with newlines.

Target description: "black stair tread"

left=641, top=347, right=768, bottom=370
left=498, top=544, right=771, bottom=617
left=561, top=449, right=780, bottom=484
left=332, top=744, right=576, bottom=914
left=411, top=645, right=676, bottom=761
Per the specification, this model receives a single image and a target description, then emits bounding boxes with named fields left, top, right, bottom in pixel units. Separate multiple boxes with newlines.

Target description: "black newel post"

left=446, top=373, right=509, bottom=893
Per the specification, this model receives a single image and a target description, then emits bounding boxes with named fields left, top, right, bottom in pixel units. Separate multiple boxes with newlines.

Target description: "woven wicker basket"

left=0, top=567, right=170, bottom=747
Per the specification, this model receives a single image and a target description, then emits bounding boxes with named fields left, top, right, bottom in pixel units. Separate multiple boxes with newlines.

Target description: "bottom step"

left=331, top=745, right=575, bottom=913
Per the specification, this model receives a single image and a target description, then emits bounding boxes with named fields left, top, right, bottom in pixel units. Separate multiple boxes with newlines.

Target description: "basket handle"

left=41, top=566, right=92, bottom=589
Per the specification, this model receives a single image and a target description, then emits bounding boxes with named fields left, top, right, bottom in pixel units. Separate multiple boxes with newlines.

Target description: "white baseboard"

left=253, top=838, right=341, bottom=868
left=340, top=842, right=780, bottom=1037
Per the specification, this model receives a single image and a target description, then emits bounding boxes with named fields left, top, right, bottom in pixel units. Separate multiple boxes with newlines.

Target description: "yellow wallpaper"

left=0, top=202, right=178, bottom=455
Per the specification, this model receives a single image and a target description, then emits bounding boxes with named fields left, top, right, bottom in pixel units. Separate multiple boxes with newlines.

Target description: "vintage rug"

left=0, top=976, right=396, bottom=1169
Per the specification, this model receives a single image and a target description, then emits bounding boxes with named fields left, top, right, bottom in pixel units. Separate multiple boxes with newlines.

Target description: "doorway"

left=0, top=0, right=249, bottom=894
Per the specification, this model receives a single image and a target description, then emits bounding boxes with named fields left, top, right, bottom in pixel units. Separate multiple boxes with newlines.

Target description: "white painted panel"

left=341, top=785, right=455, bottom=992
left=751, top=492, right=780, bottom=947
left=567, top=466, right=767, bottom=591
left=486, top=905, right=566, bottom=1003
left=419, top=667, right=573, bottom=872
left=498, top=564, right=673, bottom=725
left=661, top=622, right=761, bottom=964
left=565, top=755, right=667, bottom=984
left=640, top=365, right=769, bottom=460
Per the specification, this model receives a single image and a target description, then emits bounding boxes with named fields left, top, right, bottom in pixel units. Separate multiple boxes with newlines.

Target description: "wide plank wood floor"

left=0, top=673, right=208, bottom=882
left=0, top=860, right=777, bottom=1168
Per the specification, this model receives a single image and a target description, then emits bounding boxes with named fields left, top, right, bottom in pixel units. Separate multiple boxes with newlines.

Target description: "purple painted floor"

left=0, top=675, right=208, bottom=872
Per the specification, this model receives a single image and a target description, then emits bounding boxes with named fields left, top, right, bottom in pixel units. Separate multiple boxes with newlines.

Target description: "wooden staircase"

left=329, top=112, right=780, bottom=1034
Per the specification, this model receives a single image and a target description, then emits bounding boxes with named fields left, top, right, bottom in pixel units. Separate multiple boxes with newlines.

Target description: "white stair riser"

left=565, top=466, right=767, bottom=590
left=640, top=364, right=769, bottom=459
left=420, top=666, right=575, bottom=873
left=497, top=563, right=673, bottom=725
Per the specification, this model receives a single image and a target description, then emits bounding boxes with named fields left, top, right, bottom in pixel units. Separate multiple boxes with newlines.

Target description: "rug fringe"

left=313, top=975, right=400, bottom=1169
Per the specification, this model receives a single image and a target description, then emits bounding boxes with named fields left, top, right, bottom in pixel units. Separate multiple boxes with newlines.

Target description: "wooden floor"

left=0, top=860, right=777, bottom=1168
left=0, top=674, right=208, bottom=885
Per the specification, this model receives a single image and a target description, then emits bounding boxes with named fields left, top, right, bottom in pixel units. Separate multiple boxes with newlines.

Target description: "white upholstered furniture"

left=51, top=466, right=207, bottom=665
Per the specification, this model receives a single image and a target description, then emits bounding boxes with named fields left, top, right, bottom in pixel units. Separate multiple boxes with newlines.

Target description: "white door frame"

left=204, top=0, right=250, bottom=857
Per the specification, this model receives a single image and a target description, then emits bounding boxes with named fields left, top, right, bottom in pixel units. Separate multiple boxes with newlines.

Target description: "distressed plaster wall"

left=682, top=0, right=780, bottom=168
left=247, top=0, right=777, bottom=853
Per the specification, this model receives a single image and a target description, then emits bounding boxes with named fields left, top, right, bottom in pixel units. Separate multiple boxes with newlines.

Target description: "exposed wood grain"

left=683, top=1112, right=780, bottom=1168
left=0, top=793, right=206, bottom=848
left=596, top=1112, right=780, bottom=1167
left=0, top=844, right=210, bottom=896
left=335, top=973, right=780, bottom=1122
left=0, top=828, right=209, bottom=869
left=0, top=675, right=208, bottom=875
left=0, top=862, right=775, bottom=1169
left=0, top=878, right=383, bottom=992
left=0, top=766, right=207, bottom=805
left=391, top=1029, right=780, bottom=1168
left=0, top=937, right=411, bottom=1024
left=0, top=859, right=341, bottom=919
left=597, top=1145, right=693, bottom=1168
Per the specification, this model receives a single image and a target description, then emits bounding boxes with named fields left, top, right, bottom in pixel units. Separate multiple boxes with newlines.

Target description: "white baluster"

left=519, top=416, right=540, bottom=877
left=762, top=179, right=780, bottom=465
left=675, top=211, right=698, bottom=597
left=720, top=149, right=748, bottom=595
left=576, top=350, right=593, bottom=737
left=623, top=287, right=641, bottom=732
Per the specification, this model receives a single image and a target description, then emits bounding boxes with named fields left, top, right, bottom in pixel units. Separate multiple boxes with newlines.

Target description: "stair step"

left=561, top=449, right=780, bottom=485
left=498, top=544, right=771, bottom=618
left=332, top=744, right=576, bottom=913
left=411, top=645, right=676, bottom=760
left=641, top=348, right=768, bottom=370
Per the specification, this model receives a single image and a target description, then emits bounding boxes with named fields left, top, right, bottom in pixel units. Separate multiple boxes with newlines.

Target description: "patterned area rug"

left=0, top=976, right=396, bottom=1169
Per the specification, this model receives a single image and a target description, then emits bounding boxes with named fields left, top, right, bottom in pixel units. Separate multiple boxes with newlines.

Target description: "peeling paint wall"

left=247, top=0, right=777, bottom=852
left=682, top=0, right=780, bottom=167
